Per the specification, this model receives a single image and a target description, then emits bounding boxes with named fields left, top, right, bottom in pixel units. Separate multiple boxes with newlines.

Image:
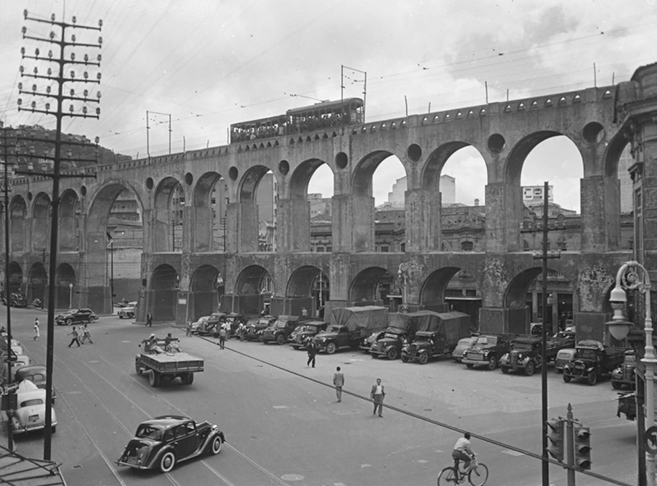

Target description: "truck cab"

left=500, top=336, right=543, bottom=376
left=563, top=340, right=626, bottom=386
left=401, top=330, right=446, bottom=364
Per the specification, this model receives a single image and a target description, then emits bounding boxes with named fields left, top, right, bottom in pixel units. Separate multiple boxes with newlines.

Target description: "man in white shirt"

left=370, top=378, right=385, bottom=417
left=452, top=433, right=475, bottom=472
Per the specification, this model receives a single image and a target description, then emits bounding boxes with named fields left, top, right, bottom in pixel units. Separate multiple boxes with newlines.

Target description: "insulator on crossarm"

left=21, top=26, right=27, bottom=36
left=70, top=89, right=75, bottom=96
left=72, top=16, right=76, bottom=24
left=51, top=13, right=55, bottom=22
left=96, top=72, right=102, bottom=81
left=17, top=98, right=22, bottom=106
left=96, top=91, right=101, bottom=99
left=33, top=66, right=38, bottom=74
left=71, top=52, right=75, bottom=61
left=48, top=50, right=53, bottom=58
left=83, top=71, right=89, bottom=80
left=84, top=54, right=89, bottom=63
left=96, top=107, right=101, bottom=115
left=46, top=86, right=51, bottom=94
left=71, top=34, right=76, bottom=43
left=83, top=89, right=88, bottom=98
left=20, top=47, right=25, bottom=57
left=83, top=106, right=88, bottom=115
left=98, top=36, right=103, bottom=45
left=19, top=65, right=24, bottom=74
left=98, top=19, right=103, bottom=28
left=31, top=84, right=36, bottom=92
left=45, top=103, right=50, bottom=111
left=23, top=9, right=28, bottom=19
left=97, top=54, right=102, bottom=62
left=35, top=48, right=39, bottom=56
left=18, top=82, right=23, bottom=90
left=50, top=31, right=55, bottom=39
left=69, top=105, right=74, bottom=113
left=31, top=101, right=36, bottom=109
left=70, top=70, right=75, bottom=78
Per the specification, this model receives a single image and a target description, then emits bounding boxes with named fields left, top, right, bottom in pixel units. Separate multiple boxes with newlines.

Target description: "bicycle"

left=437, top=456, right=489, bottom=486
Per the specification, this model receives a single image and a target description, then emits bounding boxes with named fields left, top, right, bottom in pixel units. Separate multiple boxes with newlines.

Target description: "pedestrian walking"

left=33, top=318, right=40, bottom=341
left=370, top=378, right=385, bottom=417
left=186, top=320, right=193, bottom=337
left=333, top=366, right=344, bottom=402
left=68, top=327, right=81, bottom=347
left=218, top=325, right=227, bottom=349
left=80, top=323, right=93, bottom=344
left=306, top=339, right=317, bottom=368
left=146, top=312, right=153, bottom=327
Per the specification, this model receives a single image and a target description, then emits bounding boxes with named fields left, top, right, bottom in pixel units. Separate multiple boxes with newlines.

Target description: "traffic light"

left=574, top=425, right=591, bottom=469
left=546, top=417, right=564, bottom=461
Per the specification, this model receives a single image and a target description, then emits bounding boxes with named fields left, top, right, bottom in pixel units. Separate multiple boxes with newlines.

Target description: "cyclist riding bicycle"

left=452, top=432, right=476, bottom=474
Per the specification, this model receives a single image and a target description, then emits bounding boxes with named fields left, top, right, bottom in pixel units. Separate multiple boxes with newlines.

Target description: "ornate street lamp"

left=606, top=261, right=657, bottom=486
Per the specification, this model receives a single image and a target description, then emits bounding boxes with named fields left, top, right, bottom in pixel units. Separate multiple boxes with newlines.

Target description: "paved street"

left=1, top=307, right=637, bottom=486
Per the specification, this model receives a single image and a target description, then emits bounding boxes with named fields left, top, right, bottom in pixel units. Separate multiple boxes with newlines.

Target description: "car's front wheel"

left=418, top=352, right=429, bottom=365
left=209, top=435, right=223, bottom=455
left=487, top=355, right=498, bottom=370
left=525, top=361, right=536, bottom=376
left=563, top=373, right=572, bottom=383
left=325, top=342, right=337, bottom=355
left=65, top=318, right=73, bottom=326
left=587, top=370, right=598, bottom=386
left=387, top=348, right=399, bottom=360
left=159, top=451, right=176, bottom=473
left=276, top=334, right=286, bottom=345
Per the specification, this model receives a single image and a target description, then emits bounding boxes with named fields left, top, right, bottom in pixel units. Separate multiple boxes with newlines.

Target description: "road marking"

left=361, top=464, right=372, bottom=468
left=273, top=405, right=288, bottom=409
left=281, top=473, right=304, bottom=481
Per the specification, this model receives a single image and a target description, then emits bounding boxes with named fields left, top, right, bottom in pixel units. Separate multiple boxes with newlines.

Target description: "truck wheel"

left=487, top=356, right=498, bottom=370
left=418, top=352, right=429, bottom=365
left=386, top=348, right=399, bottom=360
left=501, top=366, right=509, bottom=374
left=525, top=361, right=535, bottom=376
left=611, top=381, right=622, bottom=390
left=149, top=371, right=161, bottom=387
left=563, top=373, right=572, bottom=383
left=326, top=342, right=337, bottom=355
left=587, top=370, right=598, bottom=386
left=276, top=334, right=286, bottom=345
left=135, top=360, right=142, bottom=375
left=159, top=451, right=176, bottom=473
left=401, top=355, right=409, bottom=363
left=182, top=373, right=194, bottom=385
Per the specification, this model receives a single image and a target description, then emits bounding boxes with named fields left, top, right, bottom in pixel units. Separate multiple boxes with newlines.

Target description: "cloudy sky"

left=1, top=0, right=655, bottom=209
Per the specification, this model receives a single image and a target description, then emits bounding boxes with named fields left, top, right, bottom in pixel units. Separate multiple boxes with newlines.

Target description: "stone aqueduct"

left=4, top=62, right=657, bottom=341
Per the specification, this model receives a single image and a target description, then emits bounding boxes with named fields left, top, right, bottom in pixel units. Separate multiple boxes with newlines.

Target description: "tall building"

left=383, top=174, right=456, bottom=209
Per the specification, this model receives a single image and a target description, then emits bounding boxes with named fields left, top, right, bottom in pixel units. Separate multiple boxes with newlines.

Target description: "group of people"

left=144, top=333, right=181, bottom=354
left=67, top=323, right=93, bottom=347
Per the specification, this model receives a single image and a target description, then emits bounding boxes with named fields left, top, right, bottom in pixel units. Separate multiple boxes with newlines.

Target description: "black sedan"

left=117, top=415, right=225, bottom=473
left=55, top=308, right=99, bottom=326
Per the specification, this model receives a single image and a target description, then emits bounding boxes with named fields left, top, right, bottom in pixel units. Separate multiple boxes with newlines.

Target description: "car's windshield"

left=513, top=343, right=533, bottom=351
left=68, top=309, right=80, bottom=314
left=21, top=398, right=43, bottom=407
left=383, top=333, right=399, bottom=339
left=296, top=326, right=313, bottom=333
left=326, top=325, right=341, bottom=333
left=475, top=336, right=497, bottom=345
left=136, top=424, right=164, bottom=440
left=577, top=349, right=598, bottom=360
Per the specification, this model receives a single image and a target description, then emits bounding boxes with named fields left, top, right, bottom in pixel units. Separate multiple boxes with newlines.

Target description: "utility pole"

left=0, top=124, right=16, bottom=452
left=533, top=181, right=561, bottom=486
left=18, top=8, right=102, bottom=461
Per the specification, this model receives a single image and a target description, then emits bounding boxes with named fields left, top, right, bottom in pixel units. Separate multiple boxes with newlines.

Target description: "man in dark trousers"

left=370, top=378, right=385, bottom=417
left=68, top=327, right=81, bottom=347
left=306, top=339, right=317, bottom=368
left=333, top=366, right=345, bottom=402
left=146, top=312, right=153, bottom=327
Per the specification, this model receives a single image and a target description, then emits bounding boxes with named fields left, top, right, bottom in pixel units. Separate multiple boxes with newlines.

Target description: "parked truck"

left=135, top=339, right=204, bottom=387
left=462, top=333, right=516, bottom=370
left=563, top=340, right=625, bottom=386
left=499, top=335, right=567, bottom=376
left=400, top=311, right=471, bottom=364
left=370, top=311, right=432, bottom=360
left=314, top=306, right=388, bottom=354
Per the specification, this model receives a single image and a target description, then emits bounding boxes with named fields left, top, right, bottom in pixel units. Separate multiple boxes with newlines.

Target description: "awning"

left=0, top=444, right=66, bottom=485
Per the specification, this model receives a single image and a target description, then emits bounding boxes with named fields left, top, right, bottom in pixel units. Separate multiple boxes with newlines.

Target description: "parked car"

left=118, top=301, right=137, bottom=319
left=190, top=316, right=212, bottom=334
left=462, top=333, right=516, bottom=370
left=55, top=308, right=98, bottom=326
left=218, top=313, right=248, bottom=338
left=117, top=415, right=225, bottom=473
left=244, top=316, right=276, bottom=341
left=290, top=321, right=328, bottom=349
left=10, top=379, right=57, bottom=434
left=197, top=312, right=225, bottom=336
left=15, top=365, right=56, bottom=403
left=554, top=348, right=577, bottom=373
left=453, top=336, right=478, bottom=362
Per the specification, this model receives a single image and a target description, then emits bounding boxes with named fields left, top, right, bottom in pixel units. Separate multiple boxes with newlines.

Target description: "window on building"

left=380, top=245, right=389, bottom=253
left=461, top=241, right=474, bottom=251
left=326, top=246, right=332, bottom=252
left=317, top=246, right=325, bottom=252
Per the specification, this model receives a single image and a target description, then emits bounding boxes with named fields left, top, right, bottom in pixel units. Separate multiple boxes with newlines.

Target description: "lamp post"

left=68, top=283, right=73, bottom=309
left=606, top=261, right=657, bottom=486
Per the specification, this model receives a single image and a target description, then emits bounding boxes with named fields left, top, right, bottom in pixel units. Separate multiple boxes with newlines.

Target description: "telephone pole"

left=18, top=8, right=102, bottom=460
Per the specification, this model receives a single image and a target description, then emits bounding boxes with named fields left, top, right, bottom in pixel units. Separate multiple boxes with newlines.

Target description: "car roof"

left=513, top=336, right=541, bottom=344
left=142, top=415, right=192, bottom=428
left=15, top=365, right=46, bottom=375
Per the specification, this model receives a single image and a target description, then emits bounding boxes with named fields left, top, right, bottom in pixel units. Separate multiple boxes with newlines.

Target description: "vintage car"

left=118, top=301, right=138, bottom=319
left=190, top=316, right=211, bottom=334
left=55, top=308, right=99, bottom=326
left=554, top=348, right=577, bottom=373
left=462, top=333, right=515, bottom=370
left=117, top=415, right=225, bottom=473
left=195, top=313, right=224, bottom=336
left=290, top=321, right=328, bottom=349
left=15, top=365, right=56, bottom=403
left=453, top=336, right=478, bottom=362
left=611, top=349, right=636, bottom=390
left=218, top=313, right=248, bottom=337
left=244, top=316, right=276, bottom=341
left=500, top=334, right=571, bottom=376
left=10, top=379, right=57, bottom=434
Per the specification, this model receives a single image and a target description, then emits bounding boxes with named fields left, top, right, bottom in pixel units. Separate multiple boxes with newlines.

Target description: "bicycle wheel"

left=437, top=466, right=459, bottom=485
left=468, top=462, right=489, bottom=486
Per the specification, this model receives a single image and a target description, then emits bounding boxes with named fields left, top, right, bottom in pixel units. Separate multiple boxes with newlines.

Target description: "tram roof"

left=286, top=98, right=363, bottom=116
